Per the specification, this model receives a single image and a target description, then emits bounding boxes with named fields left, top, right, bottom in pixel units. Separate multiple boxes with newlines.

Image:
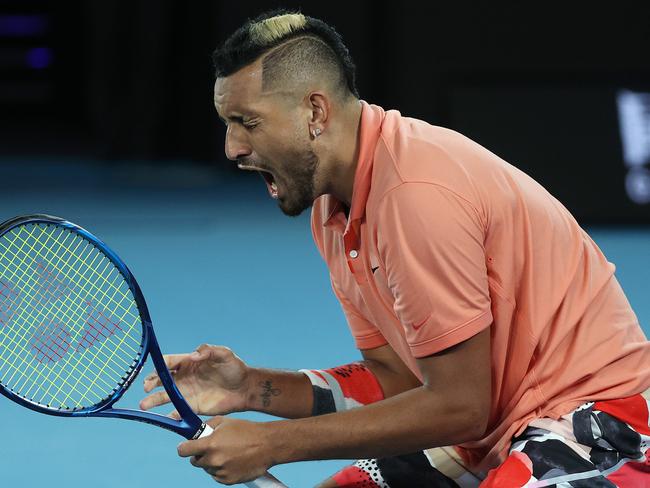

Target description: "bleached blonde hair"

left=249, top=13, right=307, bottom=46
left=212, top=10, right=359, bottom=98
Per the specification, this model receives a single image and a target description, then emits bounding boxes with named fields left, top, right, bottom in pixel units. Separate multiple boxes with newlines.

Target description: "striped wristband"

left=299, top=363, right=385, bottom=416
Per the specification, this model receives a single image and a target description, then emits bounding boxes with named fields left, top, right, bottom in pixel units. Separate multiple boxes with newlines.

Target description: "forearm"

left=246, top=368, right=313, bottom=419
left=245, top=353, right=418, bottom=419
left=265, top=331, right=492, bottom=463
left=267, top=385, right=485, bottom=463
left=361, top=358, right=421, bottom=397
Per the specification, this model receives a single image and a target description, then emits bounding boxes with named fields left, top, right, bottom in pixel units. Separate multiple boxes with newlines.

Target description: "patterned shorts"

left=326, top=392, right=650, bottom=487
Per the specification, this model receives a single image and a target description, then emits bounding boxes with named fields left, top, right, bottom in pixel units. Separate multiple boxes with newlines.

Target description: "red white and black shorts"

left=327, top=391, right=650, bottom=487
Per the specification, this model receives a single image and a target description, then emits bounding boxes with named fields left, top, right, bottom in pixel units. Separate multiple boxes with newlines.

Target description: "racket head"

left=0, top=214, right=152, bottom=416
left=0, top=215, right=284, bottom=484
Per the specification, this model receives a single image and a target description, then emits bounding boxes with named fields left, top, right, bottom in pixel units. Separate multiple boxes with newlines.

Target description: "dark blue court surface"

left=1, top=159, right=648, bottom=487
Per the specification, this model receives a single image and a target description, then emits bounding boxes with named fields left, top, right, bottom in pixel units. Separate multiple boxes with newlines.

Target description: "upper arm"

left=361, top=344, right=422, bottom=397
left=377, top=182, right=493, bottom=358
left=416, top=325, right=492, bottom=436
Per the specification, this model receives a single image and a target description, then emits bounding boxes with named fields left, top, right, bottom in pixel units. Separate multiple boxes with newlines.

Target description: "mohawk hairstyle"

left=212, top=10, right=359, bottom=99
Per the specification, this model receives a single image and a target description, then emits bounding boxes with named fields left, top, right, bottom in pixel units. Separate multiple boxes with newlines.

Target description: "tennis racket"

left=0, top=214, right=286, bottom=488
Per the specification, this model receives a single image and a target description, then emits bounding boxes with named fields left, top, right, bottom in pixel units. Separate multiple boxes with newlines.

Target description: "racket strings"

left=0, top=227, right=138, bottom=370
left=34, top=261, right=71, bottom=302
left=30, top=321, right=72, bottom=364
left=0, top=279, right=20, bottom=326
left=0, top=225, right=140, bottom=406
left=0, top=226, right=125, bottom=404
left=0, top=223, right=145, bottom=410
left=76, top=302, right=125, bottom=352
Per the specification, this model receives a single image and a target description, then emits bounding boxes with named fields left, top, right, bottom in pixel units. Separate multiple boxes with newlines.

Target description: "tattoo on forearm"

left=258, top=380, right=281, bottom=408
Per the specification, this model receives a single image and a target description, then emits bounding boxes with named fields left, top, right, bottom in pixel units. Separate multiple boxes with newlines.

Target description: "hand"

left=140, top=344, right=253, bottom=417
left=177, top=417, right=276, bottom=485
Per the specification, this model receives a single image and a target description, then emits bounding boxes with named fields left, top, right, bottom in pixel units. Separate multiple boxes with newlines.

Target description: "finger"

left=206, top=415, right=225, bottom=429
left=144, top=353, right=188, bottom=380
left=167, top=410, right=181, bottom=420
left=207, top=469, right=225, bottom=479
left=190, top=455, right=202, bottom=467
left=143, top=373, right=162, bottom=392
left=144, top=368, right=181, bottom=392
left=192, top=344, right=235, bottom=363
left=210, top=475, right=228, bottom=485
left=203, top=465, right=225, bottom=478
left=162, top=353, right=193, bottom=370
left=143, top=369, right=159, bottom=382
left=177, top=438, right=209, bottom=458
left=139, top=391, right=171, bottom=410
left=211, top=473, right=235, bottom=486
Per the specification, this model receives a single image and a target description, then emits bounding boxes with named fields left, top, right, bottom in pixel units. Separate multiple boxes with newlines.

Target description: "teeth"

left=271, top=182, right=278, bottom=191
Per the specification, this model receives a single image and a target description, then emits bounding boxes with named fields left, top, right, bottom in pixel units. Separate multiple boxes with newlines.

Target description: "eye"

left=243, top=121, right=259, bottom=130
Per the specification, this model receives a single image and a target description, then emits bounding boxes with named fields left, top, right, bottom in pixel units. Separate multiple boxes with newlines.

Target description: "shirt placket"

left=343, top=220, right=367, bottom=285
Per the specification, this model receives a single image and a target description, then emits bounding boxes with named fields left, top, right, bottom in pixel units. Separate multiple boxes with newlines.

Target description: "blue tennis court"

left=0, top=158, right=648, bottom=487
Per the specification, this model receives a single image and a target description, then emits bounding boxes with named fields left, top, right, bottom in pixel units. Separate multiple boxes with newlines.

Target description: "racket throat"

left=92, top=408, right=203, bottom=439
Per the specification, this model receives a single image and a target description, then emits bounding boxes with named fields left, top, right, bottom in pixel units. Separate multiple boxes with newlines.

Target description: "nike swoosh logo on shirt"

left=412, top=317, right=428, bottom=330
left=371, top=266, right=379, bottom=274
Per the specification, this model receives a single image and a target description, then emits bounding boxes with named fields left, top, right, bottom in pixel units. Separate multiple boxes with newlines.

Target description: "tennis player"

left=140, top=10, right=650, bottom=486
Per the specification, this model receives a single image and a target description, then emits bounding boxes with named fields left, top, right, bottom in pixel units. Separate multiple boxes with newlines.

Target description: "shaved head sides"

left=212, top=10, right=359, bottom=100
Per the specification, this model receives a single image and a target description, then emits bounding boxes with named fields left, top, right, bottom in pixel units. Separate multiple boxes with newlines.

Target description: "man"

left=140, top=10, right=650, bottom=487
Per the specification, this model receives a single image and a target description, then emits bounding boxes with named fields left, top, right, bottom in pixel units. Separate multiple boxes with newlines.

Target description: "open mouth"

left=259, top=170, right=278, bottom=199
left=238, top=163, right=278, bottom=199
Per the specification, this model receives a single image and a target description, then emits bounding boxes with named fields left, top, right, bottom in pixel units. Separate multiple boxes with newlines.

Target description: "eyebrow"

left=218, top=114, right=249, bottom=126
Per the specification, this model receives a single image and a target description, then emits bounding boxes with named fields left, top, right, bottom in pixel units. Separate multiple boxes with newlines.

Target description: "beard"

left=277, top=147, right=320, bottom=217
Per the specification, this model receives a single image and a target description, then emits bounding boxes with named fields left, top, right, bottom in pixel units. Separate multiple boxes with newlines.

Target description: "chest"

left=323, top=218, right=420, bottom=374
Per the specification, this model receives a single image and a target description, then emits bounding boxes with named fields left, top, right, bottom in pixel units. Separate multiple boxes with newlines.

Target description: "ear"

left=307, top=91, right=329, bottom=139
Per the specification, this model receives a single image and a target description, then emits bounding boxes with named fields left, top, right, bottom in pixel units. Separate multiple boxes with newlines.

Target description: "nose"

left=225, top=125, right=252, bottom=161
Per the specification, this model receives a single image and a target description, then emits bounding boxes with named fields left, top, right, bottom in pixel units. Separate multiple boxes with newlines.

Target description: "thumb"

left=190, top=343, right=214, bottom=360
left=191, top=344, right=234, bottom=363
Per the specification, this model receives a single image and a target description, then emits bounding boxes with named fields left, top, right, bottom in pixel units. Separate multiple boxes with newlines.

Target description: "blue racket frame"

left=0, top=214, right=205, bottom=440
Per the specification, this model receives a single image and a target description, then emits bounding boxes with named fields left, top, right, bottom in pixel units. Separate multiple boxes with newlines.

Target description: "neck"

left=322, top=99, right=363, bottom=207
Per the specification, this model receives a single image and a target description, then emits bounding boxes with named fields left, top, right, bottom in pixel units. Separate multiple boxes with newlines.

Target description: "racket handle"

left=199, top=424, right=288, bottom=488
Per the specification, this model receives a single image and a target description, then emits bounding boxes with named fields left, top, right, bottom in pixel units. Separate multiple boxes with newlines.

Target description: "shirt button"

left=349, top=250, right=359, bottom=259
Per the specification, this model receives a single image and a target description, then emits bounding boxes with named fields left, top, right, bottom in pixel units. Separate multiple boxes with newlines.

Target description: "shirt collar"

left=323, top=101, right=386, bottom=241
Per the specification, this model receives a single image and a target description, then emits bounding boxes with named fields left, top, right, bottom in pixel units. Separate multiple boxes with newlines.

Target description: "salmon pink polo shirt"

left=310, top=101, right=650, bottom=470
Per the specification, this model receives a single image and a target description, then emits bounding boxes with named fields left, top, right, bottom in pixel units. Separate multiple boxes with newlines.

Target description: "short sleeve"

left=377, top=182, right=492, bottom=357
left=330, top=274, right=388, bottom=351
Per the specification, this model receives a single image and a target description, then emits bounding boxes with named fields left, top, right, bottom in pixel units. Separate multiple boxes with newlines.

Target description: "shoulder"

left=378, top=111, right=484, bottom=183
left=369, top=112, right=490, bottom=221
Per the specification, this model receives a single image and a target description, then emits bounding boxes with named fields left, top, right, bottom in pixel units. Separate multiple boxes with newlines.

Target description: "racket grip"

left=199, top=424, right=288, bottom=488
